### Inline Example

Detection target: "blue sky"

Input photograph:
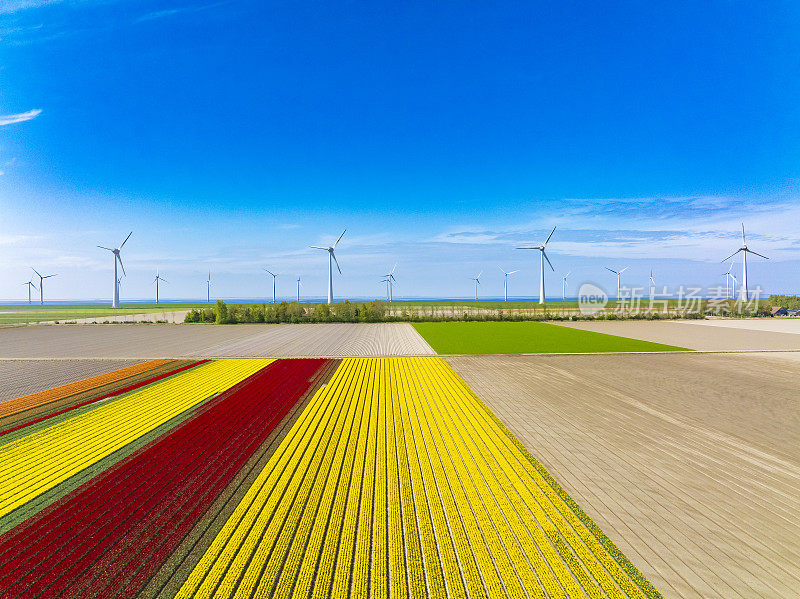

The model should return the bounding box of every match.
[1,1,799,302]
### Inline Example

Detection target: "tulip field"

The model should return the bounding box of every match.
[0,356,661,599]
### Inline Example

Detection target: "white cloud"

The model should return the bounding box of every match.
[0,109,42,126]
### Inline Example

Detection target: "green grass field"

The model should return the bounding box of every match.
[412,321,689,354]
[0,304,206,324]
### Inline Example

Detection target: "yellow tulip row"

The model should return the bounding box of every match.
[176,357,656,599]
[0,359,271,520]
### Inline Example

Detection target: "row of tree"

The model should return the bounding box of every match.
[184,300,389,324]
[767,295,800,310]
[184,297,777,324]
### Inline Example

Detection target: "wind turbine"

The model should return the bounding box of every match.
[23,280,38,304]
[153,270,167,304]
[649,269,656,301]
[310,229,345,304]
[729,272,737,300]
[383,264,397,302]
[721,223,768,301]
[498,267,518,302]
[561,271,571,302]
[470,271,483,302]
[265,269,278,303]
[31,268,56,306]
[722,262,734,299]
[98,231,132,308]
[517,225,556,304]
[296,276,302,303]
[381,278,391,302]
[206,271,212,304]
[605,266,629,300]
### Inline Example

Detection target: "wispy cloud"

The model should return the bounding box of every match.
[134,1,229,24]
[0,109,42,126]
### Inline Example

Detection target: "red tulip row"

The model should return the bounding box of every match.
[0,357,329,599]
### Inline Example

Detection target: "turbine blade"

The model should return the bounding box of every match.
[498,266,506,274]
[97,246,114,252]
[333,229,346,249]
[741,222,746,245]
[309,245,328,250]
[477,270,483,279]
[542,251,554,271]
[543,225,556,247]
[745,248,769,260]
[620,267,629,273]
[43,274,57,279]
[564,271,571,277]
[332,251,342,274]
[117,254,126,276]
[118,231,132,249]
[605,267,617,274]
[721,249,742,262]
[391,263,397,275]
[515,247,538,250]
[31,267,42,277]
[508,270,519,275]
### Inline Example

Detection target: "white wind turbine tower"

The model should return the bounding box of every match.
[721,223,769,301]
[31,268,56,306]
[265,269,278,303]
[98,231,132,308]
[729,272,737,299]
[470,271,482,302]
[722,262,734,299]
[649,269,656,301]
[296,276,302,303]
[153,270,167,304]
[310,229,346,304]
[605,266,629,300]
[498,267,519,302]
[23,280,37,304]
[381,277,391,301]
[561,271,571,302]
[206,271,212,304]
[517,225,556,304]
[383,264,397,302]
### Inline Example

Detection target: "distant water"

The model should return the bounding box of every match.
[0,296,583,305]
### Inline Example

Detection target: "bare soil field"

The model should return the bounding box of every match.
[676,318,800,335]
[0,323,434,358]
[447,353,800,599]
[193,322,434,357]
[555,319,800,351]
[0,359,143,404]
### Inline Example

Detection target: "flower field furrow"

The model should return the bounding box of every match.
[177,357,659,599]
[1,356,661,599]
[175,359,358,599]
[0,359,269,519]
[0,358,328,599]
[0,359,173,419]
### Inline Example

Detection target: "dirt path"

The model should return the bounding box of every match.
[447,353,800,599]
